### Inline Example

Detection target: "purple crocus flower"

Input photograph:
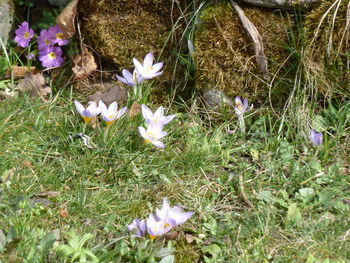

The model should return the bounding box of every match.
[156,199,193,227]
[98,100,127,126]
[39,46,64,68]
[38,29,53,50]
[14,21,34,48]
[234,96,252,116]
[310,130,323,146]
[26,53,35,60]
[116,69,144,87]
[133,52,164,79]
[74,100,100,124]
[146,214,172,240]
[48,24,69,46]
[128,218,147,237]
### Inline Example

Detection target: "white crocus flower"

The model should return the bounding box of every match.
[133,52,164,79]
[99,100,127,126]
[141,104,176,128]
[146,214,172,240]
[156,199,194,227]
[138,123,167,148]
[74,100,100,124]
[116,69,144,87]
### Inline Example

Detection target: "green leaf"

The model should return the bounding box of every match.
[202,244,221,258]
[0,230,6,252]
[286,203,302,225]
[37,232,56,256]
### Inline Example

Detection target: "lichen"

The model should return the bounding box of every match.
[194,1,290,106]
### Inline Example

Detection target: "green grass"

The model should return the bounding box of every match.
[0,92,349,262]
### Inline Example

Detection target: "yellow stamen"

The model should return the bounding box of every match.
[106,121,114,126]
[83,117,91,124]
[149,234,157,240]
[144,139,151,144]
[236,102,243,111]
[165,223,170,227]
[45,39,50,45]
[23,32,30,39]
[48,52,56,60]
[56,32,63,39]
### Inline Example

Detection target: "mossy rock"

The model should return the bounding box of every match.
[78,0,189,102]
[194,1,290,106]
[304,0,349,97]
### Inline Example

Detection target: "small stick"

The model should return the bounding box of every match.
[239,174,254,208]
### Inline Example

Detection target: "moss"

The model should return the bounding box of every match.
[304,0,349,97]
[194,1,290,106]
[78,0,190,102]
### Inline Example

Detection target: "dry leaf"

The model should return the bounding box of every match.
[185,234,196,244]
[18,72,51,101]
[60,207,68,218]
[72,45,97,79]
[128,101,141,118]
[5,65,37,78]
[29,198,51,208]
[230,0,270,81]
[56,0,78,38]
[34,191,60,198]
[0,88,18,99]
[87,84,127,105]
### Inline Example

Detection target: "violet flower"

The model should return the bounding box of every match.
[74,100,100,124]
[146,214,172,240]
[156,199,193,227]
[99,100,127,126]
[133,52,164,79]
[141,104,175,129]
[116,69,144,87]
[38,29,53,50]
[310,130,323,146]
[48,24,69,46]
[234,96,252,116]
[128,218,147,237]
[14,21,34,48]
[39,46,64,68]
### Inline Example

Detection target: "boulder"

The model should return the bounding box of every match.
[78,0,190,102]
[194,1,290,106]
[0,0,14,45]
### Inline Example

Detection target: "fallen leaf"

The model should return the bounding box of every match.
[18,72,51,101]
[128,101,141,118]
[5,65,37,78]
[56,0,78,38]
[72,45,97,79]
[185,234,196,244]
[0,88,18,99]
[29,198,51,208]
[87,83,127,105]
[60,207,68,218]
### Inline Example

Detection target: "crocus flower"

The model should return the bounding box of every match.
[310,129,323,146]
[128,218,147,237]
[138,124,167,148]
[99,100,127,126]
[146,214,172,240]
[38,29,53,50]
[116,69,144,87]
[156,199,194,227]
[234,96,252,116]
[74,100,100,124]
[141,104,175,128]
[39,46,64,68]
[14,21,34,48]
[133,52,164,79]
[26,53,35,60]
[48,24,69,46]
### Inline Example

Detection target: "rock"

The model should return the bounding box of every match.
[87,82,128,106]
[240,0,320,10]
[194,1,290,106]
[0,0,14,45]
[202,89,233,109]
[78,0,190,102]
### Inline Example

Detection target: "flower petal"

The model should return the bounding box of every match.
[141,104,154,123]
[74,100,85,115]
[151,62,164,73]
[143,52,154,67]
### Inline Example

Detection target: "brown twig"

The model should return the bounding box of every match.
[239,174,254,209]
